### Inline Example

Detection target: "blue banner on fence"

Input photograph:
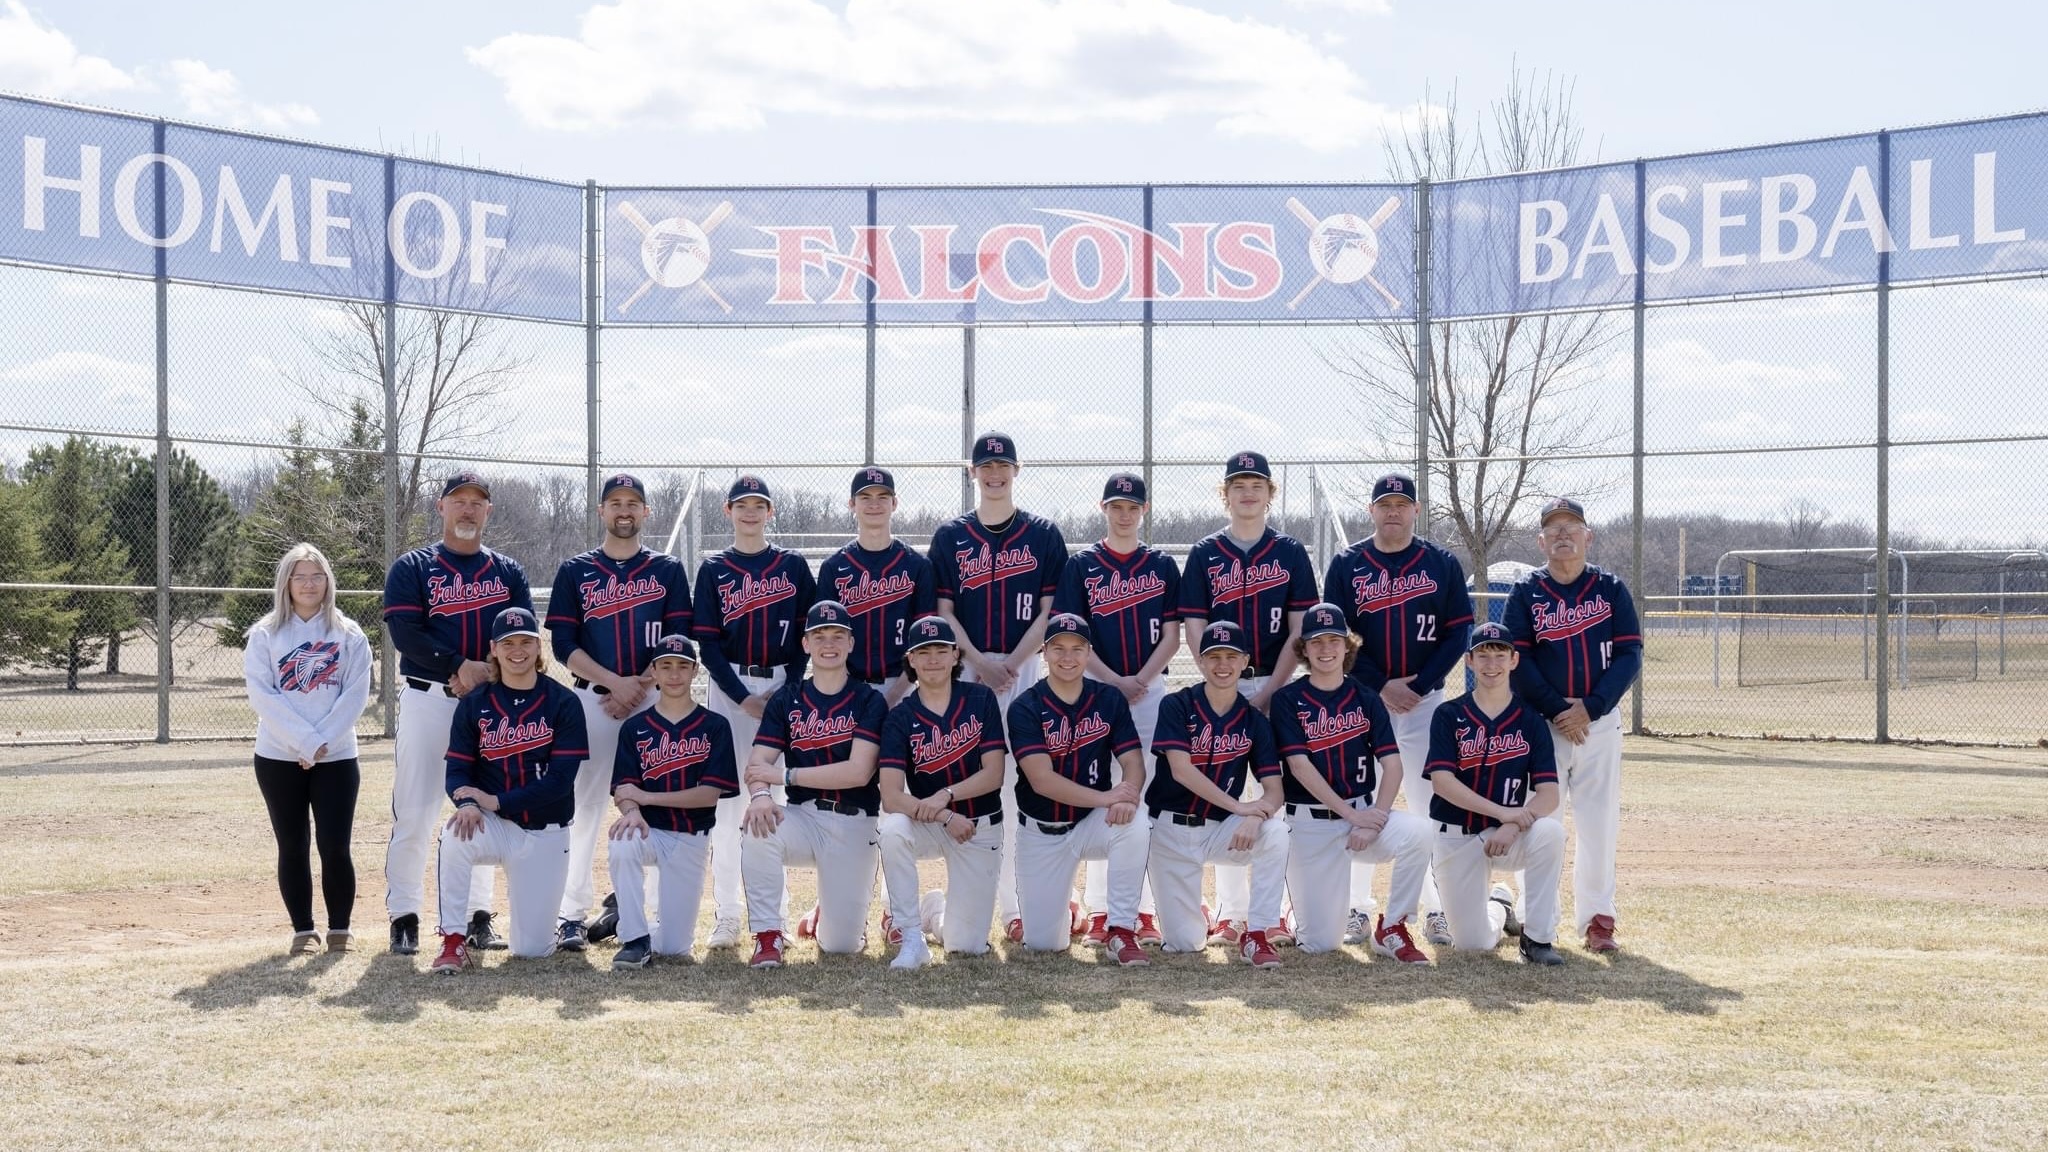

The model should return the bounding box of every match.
[5,94,2048,324]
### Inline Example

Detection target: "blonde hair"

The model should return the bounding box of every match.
[1293,628,1361,672]
[264,543,342,634]
[489,638,549,680]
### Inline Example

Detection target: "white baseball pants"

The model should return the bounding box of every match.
[562,685,652,922]
[742,802,880,954]
[434,812,567,958]
[1287,806,1431,953]
[608,826,710,957]
[1350,688,1445,918]
[709,668,786,924]
[1082,673,1162,918]
[878,811,1004,955]
[1433,816,1565,950]
[387,682,494,922]
[1212,673,1270,926]
[961,659,1043,925]
[1552,710,1624,933]
[1015,810,1150,951]
[1148,812,1288,953]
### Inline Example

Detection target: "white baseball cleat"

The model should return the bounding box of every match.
[918,890,946,944]
[1342,910,1369,946]
[1424,910,1453,947]
[890,933,933,971]
[707,917,743,948]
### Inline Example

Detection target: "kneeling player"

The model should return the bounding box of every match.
[1145,621,1289,969]
[739,601,890,968]
[431,608,589,972]
[605,634,739,969]
[1271,604,1432,962]
[1007,613,1151,966]
[1424,623,1566,965]
[877,616,1008,969]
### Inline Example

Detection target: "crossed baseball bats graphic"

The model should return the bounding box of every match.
[615,199,735,316]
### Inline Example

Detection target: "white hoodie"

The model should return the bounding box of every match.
[242,611,374,764]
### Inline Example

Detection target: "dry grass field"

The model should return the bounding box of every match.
[2,736,2045,1151]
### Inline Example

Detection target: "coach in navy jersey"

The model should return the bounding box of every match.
[1054,471,1177,944]
[382,470,533,957]
[544,472,692,951]
[693,474,818,947]
[928,431,1069,938]
[816,467,935,706]
[1502,497,1642,955]
[1322,472,1470,946]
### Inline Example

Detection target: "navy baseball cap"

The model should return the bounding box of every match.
[490,607,540,642]
[601,473,646,502]
[441,470,490,499]
[1371,474,1417,504]
[1041,613,1092,647]
[905,615,957,651]
[1539,496,1586,526]
[805,600,854,633]
[850,466,896,498]
[727,474,773,505]
[1224,451,1272,481]
[646,632,700,666]
[1198,620,1250,655]
[1301,602,1351,641]
[971,432,1018,466]
[1468,621,1514,651]
[1100,472,1147,505]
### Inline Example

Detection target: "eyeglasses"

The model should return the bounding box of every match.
[1540,524,1586,539]
[288,574,328,584]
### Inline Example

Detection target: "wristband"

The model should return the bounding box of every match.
[941,786,955,804]
[784,765,795,787]
[749,788,772,801]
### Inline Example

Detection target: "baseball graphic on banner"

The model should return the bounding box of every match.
[1287,195,1402,311]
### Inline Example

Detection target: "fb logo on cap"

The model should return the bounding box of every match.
[1313,608,1336,627]
[819,606,839,622]
[865,468,885,485]
[1114,477,1133,493]
[986,438,1006,453]
[661,636,687,653]
[1237,454,1256,470]
[918,621,939,638]
[1387,478,1404,492]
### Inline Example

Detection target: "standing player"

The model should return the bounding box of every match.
[1145,621,1290,969]
[694,474,817,947]
[738,600,891,968]
[1180,451,1317,947]
[382,471,532,957]
[1006,613,1151,966]
[1055,472,1177,946]
[876,616,1009,970]
[545,473,692,952]
[1502,497,1642,954]
[1323,472,1472,946]
[816,467,934,706]
[1424,622,1566,965]
[605,633,739,970]
[1269,604,1432,962]
[927,432,1068,944]
[429,608,588,972]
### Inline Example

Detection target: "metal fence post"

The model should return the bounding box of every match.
[1875,132,1893,743]
[960,333,975,514]
[866,187,878,465]
[585,180,601,526]
[1142,185,1155,534]
[152,119,170,743]
[1412,178,1432,515]
[380,155,399,738]
[1631,158,1647,736]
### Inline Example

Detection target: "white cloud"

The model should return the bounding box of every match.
[1161,399,1286,454]
[1896,408,1951,434]
[468,0,1397,152]
[1697,411,1790,441]
[1647,338,1845,397]
[155,59,317,130]
[1895,449,1988,475]
[1286,0,1392,13]
[0,349,150,388]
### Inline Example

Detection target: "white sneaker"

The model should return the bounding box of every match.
[890,932,933,970]
[1341,910,1369,946]
[918,889,946,944]
[707,917,743,948]
[1424,910,1453,946]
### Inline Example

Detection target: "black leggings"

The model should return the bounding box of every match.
[253,754,360,933]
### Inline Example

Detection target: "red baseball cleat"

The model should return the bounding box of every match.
[749,930,786,969]
[1371,915,1431,965]
[1585,915,1619,954]
[795,905,821,941]
[1105,926,1149,967]
[1136,912,1164,947]
[1005,917,1025,944]
[429,932,472,974]
[1238,930,1281,970]
[1083,912,1109,945]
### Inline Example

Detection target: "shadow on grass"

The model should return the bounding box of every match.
[175,935,1739,1024]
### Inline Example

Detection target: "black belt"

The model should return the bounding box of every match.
[1018,813,1078,836]
[1285,804,1346,821]
[1149,808,1216,827]
[571,677,610,696]
[740,664,782,678]
[404,677,456,698]
[804,797,876,818]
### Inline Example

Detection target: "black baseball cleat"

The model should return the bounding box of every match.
[466,909,507,951]
[389,913,419,956]
[1518,935,1565,967]
[557,919,589,952]
[586,892,620,944]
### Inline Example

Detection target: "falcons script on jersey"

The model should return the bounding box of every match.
[1423,697,1557,834]
[754,679,891,815]
[1502,565,1644,721]
[928,512,1069,656]
[546,548,692,678]
[383,543,533,682]
[1179,528,1318,677]
[1322,538,1474,695]
[815,542,937,683]
[612,705,739,833]
[446,677,589,830]
[1268,676,1402,806]
[1143,685,1281,820]
[1054,542,1181,678]
[879,682,1009,820]
[1006,679,1142,823]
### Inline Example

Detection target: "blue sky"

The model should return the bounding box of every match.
[2,0,2044,546]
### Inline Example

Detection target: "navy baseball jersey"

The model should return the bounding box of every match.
[1423,697,1558,833]
[383,544,533,681]
[611,705,739,834]
[1144,684,1282,820]
[1268,676,1402,806]
[879,682,1008,821]
[1502,565,1644,721]
[754,678,891,816]
[546,547,693,678]
[1054,542,1181,678]
[928,511,1069,656]
[445,677,588,830]
[1323,538,1475,695]
[1178,528,1318,677]
[693,545,817,701]
[1006,678,1142,824]
[815,541,937,683]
